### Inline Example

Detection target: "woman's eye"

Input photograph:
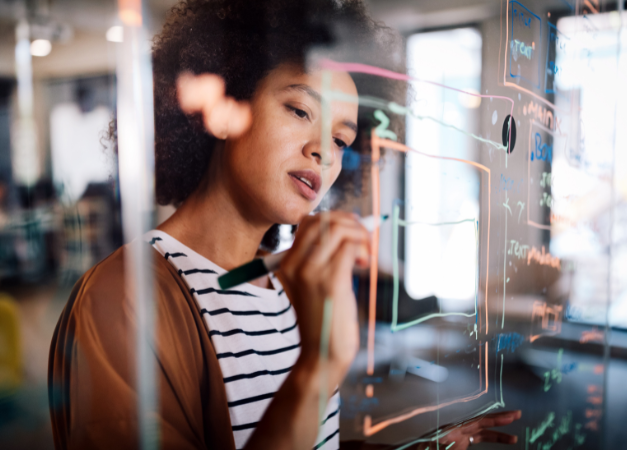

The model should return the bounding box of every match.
[287,105,309,120]
[333,138,347,149]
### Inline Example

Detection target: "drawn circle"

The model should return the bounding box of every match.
[502,115,517,154]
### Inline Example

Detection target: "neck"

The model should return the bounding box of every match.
[158,171,272,272]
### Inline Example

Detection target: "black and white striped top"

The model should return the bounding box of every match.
[146,230,340,450]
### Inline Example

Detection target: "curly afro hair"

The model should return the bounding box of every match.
[150,0,405,249]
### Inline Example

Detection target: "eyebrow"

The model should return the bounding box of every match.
[283,84,358,133]
[284,84,322,103]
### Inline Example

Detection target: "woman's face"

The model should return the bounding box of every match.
[222,64,359,225]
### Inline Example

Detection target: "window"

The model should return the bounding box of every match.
[404,27,483,309]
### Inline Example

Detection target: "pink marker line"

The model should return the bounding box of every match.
[320,58,515,166]
[320,59,515,110]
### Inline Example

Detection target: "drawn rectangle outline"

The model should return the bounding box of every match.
[363,134,501,436]
[391,183,481,332]
[502,0,571,113]
[362,341,492,436]
[508,0,543,89]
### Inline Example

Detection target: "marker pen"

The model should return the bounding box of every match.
[218,214,389,289]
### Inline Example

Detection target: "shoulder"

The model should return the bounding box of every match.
[52,242,213,373]
[84,242,181,294]
[59,242,202,348]
[49,244,231,450]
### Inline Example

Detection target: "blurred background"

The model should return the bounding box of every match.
[0,1,172,448]
[0,0,624,449]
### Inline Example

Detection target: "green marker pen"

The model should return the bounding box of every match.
[218,214,389,289]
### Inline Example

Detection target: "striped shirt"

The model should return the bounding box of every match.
[146,230,340,450]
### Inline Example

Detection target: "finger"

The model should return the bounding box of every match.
[473,430,518,445]
[461,410,521,435]
[280,218,323,275]
[307,222,369,269]
[307,217,369,269]
[453,418,483,436]
[285,213,364,271]
[299,210,361,236]
[484,410,522,420]
[477,410,521,428]
[177,73,224,114]
[318,213,371,267]
[321,241,361,364]
[329,240,359,284]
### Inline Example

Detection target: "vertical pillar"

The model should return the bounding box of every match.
[115,0,158,448]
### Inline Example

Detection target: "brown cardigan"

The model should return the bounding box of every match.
[48,245,237,450]
[48,244,374,450]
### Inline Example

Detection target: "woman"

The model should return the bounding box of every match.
[48,1,520,449]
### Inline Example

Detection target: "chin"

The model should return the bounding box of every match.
[277,207,311,226]
[269,198,316,225]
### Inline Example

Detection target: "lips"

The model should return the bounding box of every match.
[288,169,321,201]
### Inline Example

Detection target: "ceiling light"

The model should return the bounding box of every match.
[106,25,123,43]
[30,39,51,57]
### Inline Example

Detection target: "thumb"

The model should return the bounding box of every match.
[330,241,358,283]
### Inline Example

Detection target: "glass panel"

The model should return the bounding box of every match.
[0,0,624,448]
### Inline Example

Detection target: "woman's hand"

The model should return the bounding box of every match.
[177,72,252,139]
[411,410,521,449]
[276,211,370,385]
[246,212,369,450]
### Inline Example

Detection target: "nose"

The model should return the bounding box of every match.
[303,138,336,167]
